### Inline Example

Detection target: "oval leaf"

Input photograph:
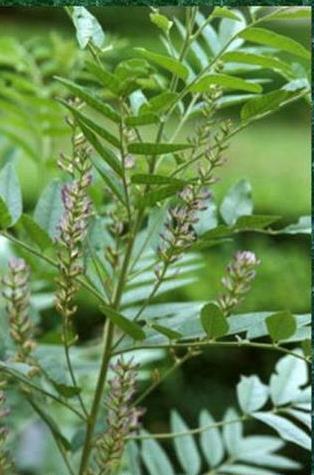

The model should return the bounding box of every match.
[200,303,229,339]
[135,48,189,80]
[266,311,297,342]
[190,74,262,94]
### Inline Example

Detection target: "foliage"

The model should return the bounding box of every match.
[0,6,311,475]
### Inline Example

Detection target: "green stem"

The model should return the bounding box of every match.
[113,339,309,363]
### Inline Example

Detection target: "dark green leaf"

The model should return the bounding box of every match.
[0,161,22,225]
[34,180,64,239]
[19,214,53,251]
[100,305,145,340]
[90,155,126,205]
[61,101,120,149]
[301,339,311,358]
[85,61,121,95]
[239,28,310,60]
[201,225,232,240]
[135,48,189,80]
[266,311,297,342]
[0,197,12,229]
[56,77,120,123]
[241,90,292,121]
[151,324,182,340]
[140,92,179,114]
[51,381,82,399]
[234,215,280,230]
[200,303,229,339]
[128,142,191,155]
[190,74,262,94]
[125,113,158,126]
[79,122,123,176]
[131,174,185,186]
[141,184,183,207]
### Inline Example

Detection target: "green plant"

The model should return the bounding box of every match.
[0,6,311,475]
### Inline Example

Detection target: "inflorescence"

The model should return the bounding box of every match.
[217,251,260,316]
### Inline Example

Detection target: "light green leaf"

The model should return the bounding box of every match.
[223,408,243,455]
[125,113,158,126]
[126,441,141,475]
[199,410,224,467]
[269,353,307,406]
[150,11,173,33]
[171,411,201,475]
[221,464,281,474]
[0,161,22,225]
[220,179,253,226]
[56,77,120,123]
[237,375,269,414]
[140,92,179,114]
[135,48,189,80]
[222,51,292,75]
[140,184,183,207]
[19,214,53,251]
[71,6,105,49]
[99,305,145,341]
[287,409,311,430]
[128,142,191,155]
[34,179,64,239]
[279,216,311,235]
[200,303,229,339]
[239,28,310,60]
[266,311,297,342]
[142,435,175,475]
[212,7,241,21]
[253,412,311,450]
[266,7,311,21]
[190,74,262,94]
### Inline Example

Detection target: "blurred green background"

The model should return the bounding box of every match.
[0,6,311,474]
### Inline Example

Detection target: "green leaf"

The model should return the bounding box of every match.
[34,179,64,239]
[90,155,126,205]
[266,311,297,342]
[220,179,253,226]
[222,51,292,76]
[61,101,120,149]
[56,77,120,123]
[171,411,201,475]
[151,324,182,340]
[253,412,311,450]
[241,90,294,121]
[85,61,121,95]
[150,11,173,33]
[135,48,189,80]
[239,28,310,60]
[79,122,123,176]
[199,410,224,467]
[126,441,141,475]
[212,7,242,21]
[279,216,311,235]
[0,161,22,225]
[50,380,81,399]
[236,376,269,414]
[269,353,307,406]
[0,197,12,229]
[131,174,185,186]
[140,92,179,114]
[128,142,191,155]
[142,435,175,475]
[223,408,243,455]
[71,6,105,49]
[190,74,262,94]
[234,215,280,230]
[125,113,158,126]
[201,224,232,240]
[99,305,145,341]
[200,303,229,339]
[19,214,53,251]
[266,7,311,21]
[27,397,72,451]
[301,339,311,358]
[141,184,183,207]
